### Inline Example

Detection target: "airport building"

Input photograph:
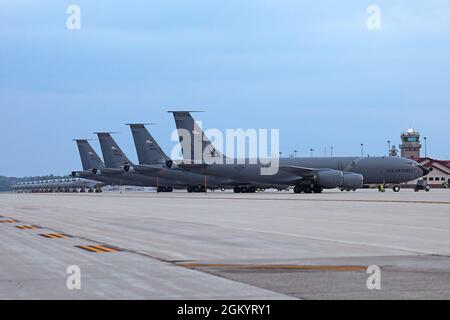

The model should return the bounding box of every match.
[400,129,450,188]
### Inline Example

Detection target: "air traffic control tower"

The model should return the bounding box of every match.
[400,129,421,159]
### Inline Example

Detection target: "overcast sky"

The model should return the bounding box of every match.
[1,0,449,177]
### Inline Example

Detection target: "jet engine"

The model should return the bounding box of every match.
[341,172,364,190]
[314,170,344,189]
[165,160,173,168]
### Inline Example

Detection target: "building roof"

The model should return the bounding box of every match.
[418,158,450,175]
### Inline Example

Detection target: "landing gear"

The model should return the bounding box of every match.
[187,185,207,193]
[293,186,302,194]
[293,185,318,194]
[393,186,401,193]
[157,186,174,193]
[233,185,257,193]
[312,185,323,194]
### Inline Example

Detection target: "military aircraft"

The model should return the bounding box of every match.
[71,139,140,187]
[169,111,430,193]
[124,124,235,192]
[94,132,186,192]
[13,178,101,193]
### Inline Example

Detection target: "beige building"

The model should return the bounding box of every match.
[398,129,449,188]
[416,158,450,188]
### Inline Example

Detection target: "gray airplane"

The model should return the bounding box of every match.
[13,178,101,193]
[94,132,187,192]
[169,111,430,193]
[124,124,235,192]
[71,139,139,187]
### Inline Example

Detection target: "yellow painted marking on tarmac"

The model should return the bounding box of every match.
[94,245,118,253]
[0,219,18,223]
[15,225,37,230]
[40,234,57,239]
[77,245,104,253]
[51,233,67,239]
[179,263,368,272]
[40,233,67,239]
[77,245,118,253]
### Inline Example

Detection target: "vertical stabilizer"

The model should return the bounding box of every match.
[127,124,170,165]
[75,139,105,170]
[95,133,133,168]
[169,111,223,164]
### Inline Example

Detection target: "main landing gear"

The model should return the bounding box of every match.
[187,185,207,193]
[157,186,173,193]
[233,186,257,193]
[293,185,323,194]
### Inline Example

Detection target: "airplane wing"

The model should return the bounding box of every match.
[279,165,317,177]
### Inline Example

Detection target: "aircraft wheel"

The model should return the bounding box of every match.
[187,186,194,193]
[304,186,313,194]
[393,186,401,193]
[313,186,323,193]
[241,186,248,193]
[293,186,302,194]
[166,187,173,192]
[233,186,241,193]
[248,186,256,193]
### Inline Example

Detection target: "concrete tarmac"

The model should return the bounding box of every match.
[1,189,450,299]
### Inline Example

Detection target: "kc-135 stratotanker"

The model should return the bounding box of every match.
[71,111,430,193]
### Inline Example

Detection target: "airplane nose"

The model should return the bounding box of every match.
[418,165,431,177]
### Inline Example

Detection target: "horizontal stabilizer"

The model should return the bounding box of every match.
[132,164,163,172]
[178,163,210,170]
[98,168,124,175]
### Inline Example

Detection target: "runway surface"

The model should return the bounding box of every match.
[1,189,450,299]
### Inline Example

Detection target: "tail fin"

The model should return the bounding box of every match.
[75,139,104,170]
[127,124,170,165]
[95,133,133,168]
[169,111,223,164]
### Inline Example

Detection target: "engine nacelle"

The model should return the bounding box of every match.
[314,170,344,189]
[341,172,364,190]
